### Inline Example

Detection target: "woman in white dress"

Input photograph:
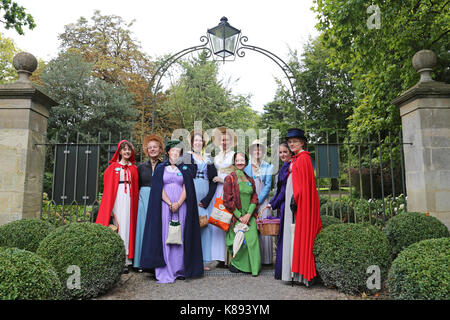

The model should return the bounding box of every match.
[210,127,236,267]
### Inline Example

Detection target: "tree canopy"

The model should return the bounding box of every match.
[0,0,35,35]
[0,31,18,83]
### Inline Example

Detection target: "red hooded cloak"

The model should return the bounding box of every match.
[291,150,322,281]
[96,140,139,259]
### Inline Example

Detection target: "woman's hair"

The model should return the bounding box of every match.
[233,152,249,167]
[280,141,294,156]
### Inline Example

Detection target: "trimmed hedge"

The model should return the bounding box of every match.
[320,215,342,229]
[0,247,62,300]
[36,222,126,300]
[384,212,450,257]
[0,218,56,252]
[388,237,450,300]
[313,223,392,295]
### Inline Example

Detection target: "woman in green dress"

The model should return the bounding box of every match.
[223,152,261,276]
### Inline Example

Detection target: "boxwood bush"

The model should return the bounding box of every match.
[0,247,62,300]
[36,222,125,300]
[313,223,392,295]
[320,215,342,229]
[388,237,450,300]
[384,212,450,257]
[0,218,55,252]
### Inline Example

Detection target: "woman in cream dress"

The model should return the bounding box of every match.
[210,127,236,266]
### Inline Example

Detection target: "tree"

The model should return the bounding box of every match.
[0,0,35,35]
[39,51,137,143]
[161,51,259,132]
[292,36,355,139]
[58,10,156,140]
[312,0,450,137]
[0,31,18,83]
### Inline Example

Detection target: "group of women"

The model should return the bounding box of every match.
[95,127,322,286]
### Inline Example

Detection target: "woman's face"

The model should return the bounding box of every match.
[251,145,264,161]
[119,144,132,162]
[288,137,304,154]
[192,134,204,153]
[234,153,247,171]
[168,147,181,163]
[147,140,162,160]
[221,133,232,151]
[279,145,292,163]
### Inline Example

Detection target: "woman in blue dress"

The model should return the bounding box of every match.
[133,134,163,271]
[185,130,218,270]
[244,139,273,265]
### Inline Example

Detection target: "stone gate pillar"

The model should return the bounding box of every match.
[0,52,57,226]
[392,50,450,228]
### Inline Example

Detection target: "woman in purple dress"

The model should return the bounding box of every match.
[265,142,292,279]
[139,140,203,283]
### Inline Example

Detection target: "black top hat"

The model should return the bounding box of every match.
[285,128,306,141]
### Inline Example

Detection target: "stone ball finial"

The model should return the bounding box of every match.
[412,50,437,83]
[13,52,38,82]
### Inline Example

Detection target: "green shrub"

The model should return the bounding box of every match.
[313,223,392,295]
[320,215,342,229]
[36,222,125,300]
[384,212,450,257]
[0,247,62,300]
[320,200,354,222]
[388,237,450,300]
[0,218,56,252]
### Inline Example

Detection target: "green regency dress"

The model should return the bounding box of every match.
[225,171,261,276]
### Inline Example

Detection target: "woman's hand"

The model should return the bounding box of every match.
[239,213,251,225]
[212,176,223,184]
[171,202,181,212]
[198,202,205,208]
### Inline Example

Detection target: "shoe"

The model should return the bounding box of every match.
[216,261,226,268]
[176,276,186,280]
[229,264,241,273]
[123,266,129,274]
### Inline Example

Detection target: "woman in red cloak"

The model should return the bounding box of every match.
[281,128,322,286]
[96,140,139,273]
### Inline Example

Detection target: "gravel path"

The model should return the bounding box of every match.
[96,267,358,300]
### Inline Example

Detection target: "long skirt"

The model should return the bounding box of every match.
[155,172,187,283]
[210,183,227,262]
[226,217,261,276]
[112,183,132,266]
[281,174,308,285]
[254,177,273,265]
[133,186,151,269]
[194,177,214,263]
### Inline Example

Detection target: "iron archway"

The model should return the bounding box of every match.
[142,18,301,136]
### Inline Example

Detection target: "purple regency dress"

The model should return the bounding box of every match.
[269,161,290,280]
[155,166,187,283]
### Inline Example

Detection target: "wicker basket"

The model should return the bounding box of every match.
[256,208,280,236]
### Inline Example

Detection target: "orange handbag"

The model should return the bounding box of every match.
[208,191,233,232]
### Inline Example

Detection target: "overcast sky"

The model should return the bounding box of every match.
[3,0,320,113]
